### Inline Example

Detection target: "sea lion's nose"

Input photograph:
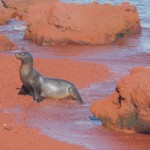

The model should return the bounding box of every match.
[15,53,18,57]
[15,53,21,59]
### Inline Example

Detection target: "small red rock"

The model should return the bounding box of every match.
[0,5,16,24]
[0,34,18,51]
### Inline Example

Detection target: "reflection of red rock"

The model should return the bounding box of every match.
[0,34,18,51]
[0,5,16,24]
[91,67,150,133]
[24,1,141,45]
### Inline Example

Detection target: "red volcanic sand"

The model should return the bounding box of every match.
[0,5,16,24]
[0,34,18,51]
[0,54,110,150]
[91,67,150,133]
[24,1,141,45]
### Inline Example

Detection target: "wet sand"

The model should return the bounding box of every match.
[0,113,85,150]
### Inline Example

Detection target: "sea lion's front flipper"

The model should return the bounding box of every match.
[18,85,30,95]
[33,86,43,102]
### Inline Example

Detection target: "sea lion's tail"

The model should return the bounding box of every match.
[69,86,83,103]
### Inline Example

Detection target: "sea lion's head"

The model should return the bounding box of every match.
[15,52,33,64]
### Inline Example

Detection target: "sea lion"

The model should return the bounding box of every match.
[15,52,83,103]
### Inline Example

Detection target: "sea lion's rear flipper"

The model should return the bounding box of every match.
[68,86,83,103]
[18,85,30,95]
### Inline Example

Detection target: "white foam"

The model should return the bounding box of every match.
[14,25,26,31]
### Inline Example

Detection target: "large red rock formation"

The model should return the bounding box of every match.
[0,5,16,24]
[91,67,150,134]
[0,34,18,51]
[24,1,141,45]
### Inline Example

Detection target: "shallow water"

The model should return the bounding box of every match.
[0,0,150,149]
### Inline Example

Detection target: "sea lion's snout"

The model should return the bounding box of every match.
[15,53,21,60]
[15,52,25,60]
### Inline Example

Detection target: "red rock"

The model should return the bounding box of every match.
[3,0,57,11]
[2,0,57,19]
[0,5,16,24]
[24,1,141,45]
[0,34,18,51]
[91,67,150,133]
